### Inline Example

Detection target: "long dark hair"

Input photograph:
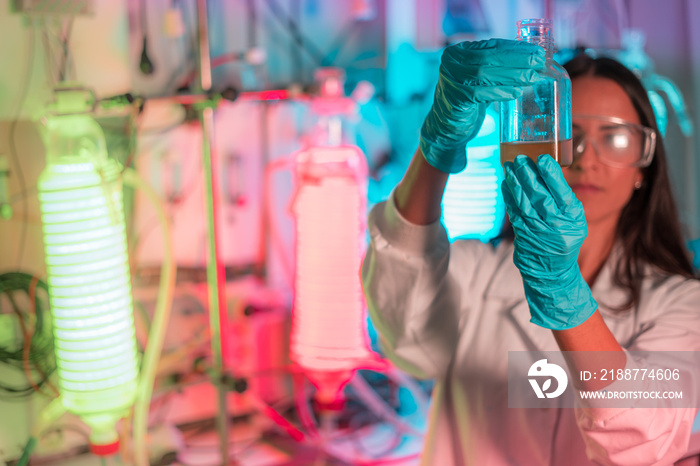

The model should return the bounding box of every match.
[563,54,696,311]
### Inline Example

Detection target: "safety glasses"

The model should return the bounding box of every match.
[571,115,657,168]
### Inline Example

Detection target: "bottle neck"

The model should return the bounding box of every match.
[541,42,554,59]
[521,37,553,59]
[517,20,554,57]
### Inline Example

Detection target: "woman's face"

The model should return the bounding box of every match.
[562,76,644,226]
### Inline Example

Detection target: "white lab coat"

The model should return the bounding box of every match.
[361,196,700,466]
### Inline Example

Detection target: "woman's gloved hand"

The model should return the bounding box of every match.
[420,38,545,173]
[501,154,598,330]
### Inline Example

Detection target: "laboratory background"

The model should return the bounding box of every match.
[1,0,699,465]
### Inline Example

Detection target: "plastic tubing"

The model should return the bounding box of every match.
[263,158,295,288]
[16,397,67,466]
[349,373,424,437]
[384,365,430,418]
[293,371,422,466]
[647,74,694,136]
[122,168,176,466]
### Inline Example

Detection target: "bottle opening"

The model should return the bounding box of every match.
[516,18,554,49]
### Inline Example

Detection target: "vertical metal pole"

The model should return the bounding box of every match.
[385,0,417,106]
[291,0,302,82]
[258,102,270,279]
[195,0,230,464]
[544,0,553,20]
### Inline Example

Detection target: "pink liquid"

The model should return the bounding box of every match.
[291,146,373,379]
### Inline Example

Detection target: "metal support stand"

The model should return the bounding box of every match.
[195,0,230,464]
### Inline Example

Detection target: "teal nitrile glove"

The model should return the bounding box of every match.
[420,38,545,173]
[501,154,598,330]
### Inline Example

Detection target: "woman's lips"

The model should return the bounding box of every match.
[570,183,603,194]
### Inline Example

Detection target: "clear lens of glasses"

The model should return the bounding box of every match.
[572,115,656,168]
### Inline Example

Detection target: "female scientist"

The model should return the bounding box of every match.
[361,39,700,465]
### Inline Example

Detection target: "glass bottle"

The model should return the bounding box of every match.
[500,18,572,166]
[38,110,139,451]
[290,67,377,412]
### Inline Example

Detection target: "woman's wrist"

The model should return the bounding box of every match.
[552,311,622,352]
[395,148,449,225]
